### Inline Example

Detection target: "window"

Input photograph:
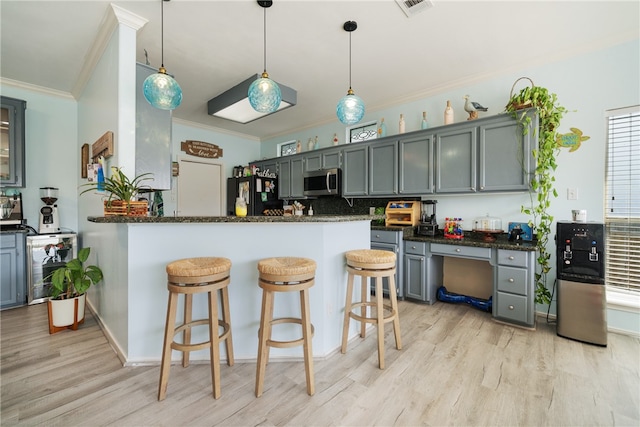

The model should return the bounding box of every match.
[277,140,298,157]
[347,121,378,143]
[605,106,640,296]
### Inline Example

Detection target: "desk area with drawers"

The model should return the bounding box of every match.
[372,225,537,329]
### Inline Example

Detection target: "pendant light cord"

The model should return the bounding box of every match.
[160,0,165,68]
[348,30,352,90]
[263,6,267,73]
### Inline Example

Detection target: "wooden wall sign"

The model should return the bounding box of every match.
[91,131,114,162]
[81,144,89,178]
[180,140,223,159]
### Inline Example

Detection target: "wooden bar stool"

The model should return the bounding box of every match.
[341,249,402,369]
[158,257,234,401]
[255,257,316,397]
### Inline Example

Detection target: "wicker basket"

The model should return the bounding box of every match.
[103,200,148,216]
[505,76,535,110]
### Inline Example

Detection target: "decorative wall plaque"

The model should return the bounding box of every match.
[91,131,114,162]
[180,140,223,159]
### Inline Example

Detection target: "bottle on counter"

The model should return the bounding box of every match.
[235,197,247,217]
[307,138,314,151]
[399,114,405,134]
[314,136,319,150]
[296,140,302,153]
[333,133,339,146]
[308,205,314,216]
[421,111,429,129]
[378,118,387,137]
[444,100,454,125]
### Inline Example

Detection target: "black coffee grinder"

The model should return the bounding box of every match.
[417,200,438,236]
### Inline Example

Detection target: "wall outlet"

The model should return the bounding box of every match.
[369,207,376,215]
[567,188,578,200]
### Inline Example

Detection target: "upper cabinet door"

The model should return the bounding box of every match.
[0,96,26,187]
[478,110,537,192]
[399,134,434,195]
[369,140,398,196]
[435,124,477,193]
[342,145,368,196]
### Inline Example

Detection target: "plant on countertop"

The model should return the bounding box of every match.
[505,79,567,305]
[81,167,153,203]
[48,247,104,299]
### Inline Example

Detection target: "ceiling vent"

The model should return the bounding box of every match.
[395,0,434,18]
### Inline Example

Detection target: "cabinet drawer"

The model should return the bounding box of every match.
[495,291,528,324]
[497,249,529,268]
[1,233,17,248]
[370,230,400,245]
[430,243,491,260]
[404,241,427,255]
[496,266,528,295]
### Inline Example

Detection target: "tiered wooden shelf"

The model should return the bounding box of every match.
[385,201,421,226]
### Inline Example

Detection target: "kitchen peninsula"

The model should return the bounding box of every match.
[84,215,375,365]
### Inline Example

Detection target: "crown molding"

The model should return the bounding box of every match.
[71,4,148,99]
[0,77,74,100]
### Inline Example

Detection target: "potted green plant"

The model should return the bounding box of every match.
[46,247,104,334]
[81,167,153,216]
[505,78,567,305]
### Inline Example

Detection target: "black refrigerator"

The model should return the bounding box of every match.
[227,176,282,216]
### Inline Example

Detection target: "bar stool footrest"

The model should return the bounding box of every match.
[348,302,397,324]
[263,317,315,349]
[171,319,231,353]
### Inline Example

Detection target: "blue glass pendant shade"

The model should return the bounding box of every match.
[336,89,365,125]
[143,67,183,110]
[248,72,282,114]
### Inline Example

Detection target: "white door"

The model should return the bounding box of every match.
[177,157,225,216]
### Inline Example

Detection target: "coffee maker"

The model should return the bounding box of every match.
[39,187,60,234]
[417,200,438,236]
[0,191,25,230]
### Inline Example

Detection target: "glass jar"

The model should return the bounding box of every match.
[235,197,247,217]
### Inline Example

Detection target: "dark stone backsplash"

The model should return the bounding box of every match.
[299,196,420,215]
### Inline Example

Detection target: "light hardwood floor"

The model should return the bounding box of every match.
[1,300,639,426]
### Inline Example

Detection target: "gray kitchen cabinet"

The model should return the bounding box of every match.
[342,144,368,196]
[136,63,172,190]
[435,123,478,193]
[277,156,304,199]
[304,152,321,172]
[0,232,26,310]
[369,140,398,196]
[479,110,536,192]
[370,229,404,299]
[404,240,442,304]
[399,133,434,195]
[436,111,537,194]
[0,96,26,188]
[322,147,342,169]
[494,249,535,327]
[256,159,278,177]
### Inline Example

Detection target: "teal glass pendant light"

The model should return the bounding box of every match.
[143,0,182,110]
[337,21,365,125]
[248,0,282,114]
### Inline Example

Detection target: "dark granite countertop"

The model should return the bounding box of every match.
[371,224,536,252]
[87,214,382,224]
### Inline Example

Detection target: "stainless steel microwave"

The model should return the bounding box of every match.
[303,168,342,197]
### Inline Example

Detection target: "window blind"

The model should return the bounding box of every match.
[605,107,640,293]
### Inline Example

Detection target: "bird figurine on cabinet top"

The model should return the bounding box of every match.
[463,95,488,120]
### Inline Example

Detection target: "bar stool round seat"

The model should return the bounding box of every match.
[158,257,234,401]
[341,249,402,369]
[255,257,316,397]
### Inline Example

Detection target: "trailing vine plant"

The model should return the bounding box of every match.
[505,81,567,305]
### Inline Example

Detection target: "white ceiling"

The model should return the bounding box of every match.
[1,0,639,140]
